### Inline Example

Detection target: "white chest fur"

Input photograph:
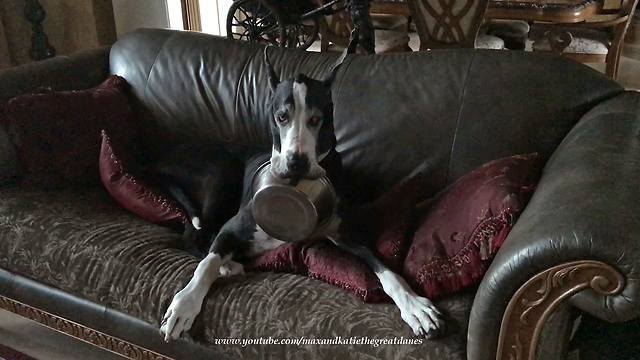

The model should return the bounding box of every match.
[248,226,286,257]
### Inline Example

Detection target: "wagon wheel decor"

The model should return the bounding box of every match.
[283,18,320,49]
[227,0,285,46]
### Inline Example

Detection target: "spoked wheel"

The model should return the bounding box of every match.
[283,18,319,50]
[226,0,285,47]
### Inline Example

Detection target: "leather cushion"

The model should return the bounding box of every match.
[403,154,542,299]
[0,75,136,189]
[109,30,623,204]
[99,130,188,228]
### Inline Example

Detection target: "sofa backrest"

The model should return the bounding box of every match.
[110,29,623,201]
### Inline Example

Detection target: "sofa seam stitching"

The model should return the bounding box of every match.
[233,46,263,128]
[445,51,477,185]
[143,33,174,102]
[332,54,357,131]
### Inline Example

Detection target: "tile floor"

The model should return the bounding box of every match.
[1,34,639,360]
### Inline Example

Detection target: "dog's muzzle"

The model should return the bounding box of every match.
[271,151,326,180]
[286,152,310,176]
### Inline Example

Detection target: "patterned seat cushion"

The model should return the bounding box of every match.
[475,35,506,50]
[532,29,611,55]
[375,29,410,53]
[487,20,530,38]
[0,187,473,359]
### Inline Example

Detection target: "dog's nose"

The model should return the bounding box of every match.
[286,152,310,175]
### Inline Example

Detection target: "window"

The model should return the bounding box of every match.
[166,0,233,36]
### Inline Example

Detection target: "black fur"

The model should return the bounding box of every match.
[149,45,388,274]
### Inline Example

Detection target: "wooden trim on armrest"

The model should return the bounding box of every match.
[496,261,625,360]
[0,295,175,360]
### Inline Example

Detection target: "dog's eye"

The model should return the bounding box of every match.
[309,116,321,126]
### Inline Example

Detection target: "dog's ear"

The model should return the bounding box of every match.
[323,29,356,89]
[263,46,280,92]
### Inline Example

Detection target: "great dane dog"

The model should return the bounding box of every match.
[157,45,444,342]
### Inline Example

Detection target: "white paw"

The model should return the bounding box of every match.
[159,289,203,341]
[191,217,202,230]
[219,260,244,276]
[398,294,444,339]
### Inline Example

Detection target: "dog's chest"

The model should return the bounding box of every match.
[248,216,342,257]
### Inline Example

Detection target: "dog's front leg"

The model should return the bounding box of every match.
[328,236,444,339]
[160,252,227,341]
[160,206,252,341]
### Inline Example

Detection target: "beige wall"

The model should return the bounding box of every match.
[112,0,169,39]
[0,0,116,67]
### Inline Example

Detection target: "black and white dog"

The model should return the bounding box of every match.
[157,47,444,342]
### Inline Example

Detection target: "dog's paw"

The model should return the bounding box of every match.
[159,289,202,342]
[399,294,444,339]
[219,260,244,276]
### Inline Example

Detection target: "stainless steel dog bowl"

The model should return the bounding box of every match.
[251,162,338,242]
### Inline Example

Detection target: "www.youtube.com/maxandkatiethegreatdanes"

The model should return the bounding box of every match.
[212,337,424,348]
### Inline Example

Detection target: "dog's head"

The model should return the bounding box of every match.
[264,47,348,180]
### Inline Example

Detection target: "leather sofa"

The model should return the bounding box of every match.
[1,28,639,360]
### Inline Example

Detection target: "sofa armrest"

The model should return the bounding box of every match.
[0,46,111,103]
[467,91,640,360]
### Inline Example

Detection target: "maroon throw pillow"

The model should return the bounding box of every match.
[99,130,188,228]
[1,75,136,188]
[252,174,428,303]
[403,153,542,299]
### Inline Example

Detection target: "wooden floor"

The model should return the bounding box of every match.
[0,309,121,360]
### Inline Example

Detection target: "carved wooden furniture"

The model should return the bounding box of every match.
[371,0,603,23]
[316,0,411,53]
[532,0,639,78]
[23,0,56,61]
[496,261,625,360]
[0,295,173,360]
[406,0,505,49]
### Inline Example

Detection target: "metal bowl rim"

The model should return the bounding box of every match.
[251,161,338,230]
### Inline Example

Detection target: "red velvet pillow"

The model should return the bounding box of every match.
[99,136,540,303]
[99,130,188,228]
[0,76,136,188]
[253,174,427,302]
[403,153,542,299]
[254,154,541,302]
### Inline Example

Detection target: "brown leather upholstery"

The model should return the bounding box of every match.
[469,92,640,359]
[110,29,621,202]
[1,29,637,360]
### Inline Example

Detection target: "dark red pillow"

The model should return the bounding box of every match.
[1,75,135,188]
[255,154,541,302]
[253,174,427,302]
[98,137,541,303]
[403,153,542,299]
[99,130,188,228]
